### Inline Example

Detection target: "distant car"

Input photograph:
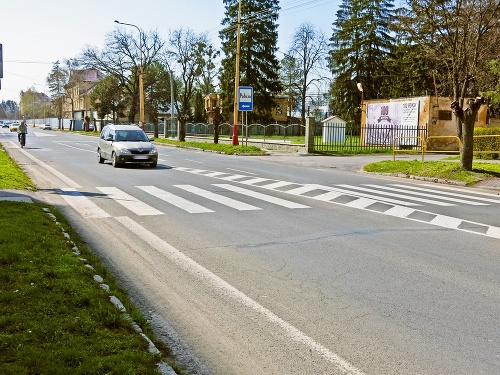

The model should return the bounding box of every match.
[10,122,20,132]
[42,124,52,130]
[2,121,10,128]
[97,124,158,168]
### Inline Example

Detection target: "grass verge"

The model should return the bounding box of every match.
[0,143,184,374]
[363,159,500,184]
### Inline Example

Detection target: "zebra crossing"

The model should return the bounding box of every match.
[57,169,500,219]
[56,167,500,239]
[173,166,500,208]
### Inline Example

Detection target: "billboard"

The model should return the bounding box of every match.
[365,100,420,146]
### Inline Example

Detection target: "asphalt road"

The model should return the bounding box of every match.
[2,128,500,375]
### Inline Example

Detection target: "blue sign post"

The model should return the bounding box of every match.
[238,86,253,111]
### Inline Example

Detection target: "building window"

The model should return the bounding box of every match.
[438,110,452,121]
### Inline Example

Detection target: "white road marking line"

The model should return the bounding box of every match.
[115,216,366,375]
[59,188,110,218]
[285,184,325,195]
[417,182,500,198]
[17,147,81,188]
[203,172,230,178]
[384,206,417,218]
[96,187,163,216]
[391,184,500,204]
[371,184,488,205]
[338,184,454,206]
[238,177,274,185]
[319,186,420,206]
[312,191,345,201]
[175,185,261,211]
[259,181,297,189]
[137,186,213,213]
[430,215,464,229]
[219,174,252,181]
[345,197,378,209]
[214,184,310,209]
[227,168,258,175]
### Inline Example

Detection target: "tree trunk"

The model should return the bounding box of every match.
[451,97,484,171]
[179,118,186,142]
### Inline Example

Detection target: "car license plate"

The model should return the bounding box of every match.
[134,155,149,160]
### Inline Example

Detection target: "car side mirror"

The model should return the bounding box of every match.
[106,135,114,141]
[149,136,154,142]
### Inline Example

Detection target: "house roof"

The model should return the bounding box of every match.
[322,115,346,123]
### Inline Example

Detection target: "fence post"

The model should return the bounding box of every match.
[305,116,315,153]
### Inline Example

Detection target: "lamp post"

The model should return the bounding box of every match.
[357,82,363,110]
[114,20,145,131]
[232,0,242,146]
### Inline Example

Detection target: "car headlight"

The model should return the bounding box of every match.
[116,147,131,155]
[149,148,158,155]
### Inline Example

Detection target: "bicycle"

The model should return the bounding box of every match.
[19,132,26,148]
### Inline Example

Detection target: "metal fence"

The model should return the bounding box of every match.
[313,122,428,153]
[153,121,306,141]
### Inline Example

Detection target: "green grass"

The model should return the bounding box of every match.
[0,202,173,374]
[0,143,185,374]
[153,137,266,155]
[363,159,500,184]
[0,145,36,190]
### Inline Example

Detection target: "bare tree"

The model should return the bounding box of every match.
[288,23,329,127]
[166,28,213,141]
[80,28,165,123]
[399,0,500,169]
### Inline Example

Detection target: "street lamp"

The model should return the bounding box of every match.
[357,82,363,110]
[114,20,145,131]
[232,0,242,146]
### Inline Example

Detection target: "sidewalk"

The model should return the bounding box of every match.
[0,189,37,202]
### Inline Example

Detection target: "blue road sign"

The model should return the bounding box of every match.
[238,86,253,111]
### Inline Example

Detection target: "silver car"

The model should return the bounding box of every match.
[97,124,158,168]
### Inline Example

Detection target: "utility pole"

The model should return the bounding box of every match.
[232,0,242,146]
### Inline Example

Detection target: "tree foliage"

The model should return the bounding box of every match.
[329,0,395,123]
[398,0,500,169]
[166,28,213,141]
[79,28,165,123]
[220,0,282,123]
[46,60,68,126]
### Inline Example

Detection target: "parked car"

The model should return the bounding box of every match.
[10,122,20,132]
[42,124,52,130]
[97,124,158,168]
[2,121,10,128]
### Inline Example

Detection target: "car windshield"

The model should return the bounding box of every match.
[114,130,149,142]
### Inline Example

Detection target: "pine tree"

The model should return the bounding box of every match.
[220,0,282,123]
[329,0,395,123]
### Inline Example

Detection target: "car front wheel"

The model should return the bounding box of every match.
[97,149,104,164]
[112,152,121,168]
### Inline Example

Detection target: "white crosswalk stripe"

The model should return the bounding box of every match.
[391,184,500,205]
[137,186,214,213]
[174,185,261,211]
[337,184,455,206]
[214,184,310,209]
[96,187,163,216]
[173,166,500,209]
[59,188,110,218]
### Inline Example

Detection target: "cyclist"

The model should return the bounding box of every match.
[17,120,28,146]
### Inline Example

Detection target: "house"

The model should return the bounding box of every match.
[62,69,103,122]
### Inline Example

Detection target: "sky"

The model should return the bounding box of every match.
[0,0,338,103]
